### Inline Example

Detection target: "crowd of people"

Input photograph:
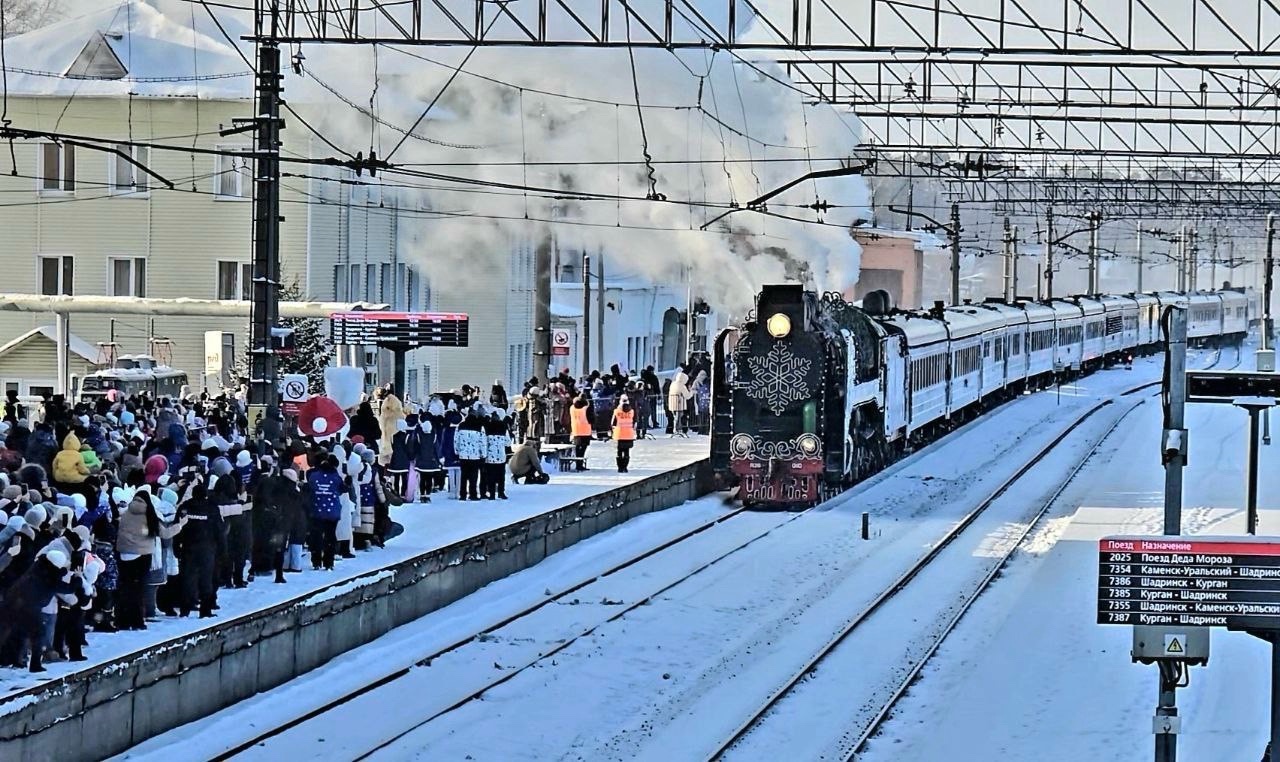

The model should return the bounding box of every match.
[0,357,708,675]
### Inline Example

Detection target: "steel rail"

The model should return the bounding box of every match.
[706,343,1244,758]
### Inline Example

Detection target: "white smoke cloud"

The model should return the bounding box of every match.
[53,0,871,311]
[297,43,869,311]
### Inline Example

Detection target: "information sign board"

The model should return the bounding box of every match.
[330,312,469,348]
[1098,536,1280,630]
[552,329,571,356]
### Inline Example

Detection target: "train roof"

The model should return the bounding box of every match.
[943,305,1009,338]
[877,312,949,347]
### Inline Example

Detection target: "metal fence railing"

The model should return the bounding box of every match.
[507,391,712,441]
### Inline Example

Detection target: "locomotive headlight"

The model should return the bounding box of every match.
[766,312,792,338]
[797,433,821,456]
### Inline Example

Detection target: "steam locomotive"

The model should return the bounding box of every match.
[710,284,1257,508]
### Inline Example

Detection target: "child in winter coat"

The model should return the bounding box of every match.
[482,411,512,499]
[405,414,440,503]
[387,420,414,498]
[306,456,343,571]
[0,551,76,671]
[453,408,487,501]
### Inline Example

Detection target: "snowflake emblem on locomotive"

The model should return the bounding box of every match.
[710,283,1255,509]
[746,343,812,416]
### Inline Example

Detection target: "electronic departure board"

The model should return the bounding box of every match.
[329,311,469,348]
[1098,536,1280,631]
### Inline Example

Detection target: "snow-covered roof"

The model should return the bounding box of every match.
[1,0,253,100]
[0,326,100,364]
[550,300,584,319]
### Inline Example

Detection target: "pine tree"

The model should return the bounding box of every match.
[232,280,331,392]
[276,280,331,390]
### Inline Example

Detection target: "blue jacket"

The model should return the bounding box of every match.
[306,468,344,521]
[235,463,255,491]
[439,411,461,467]
[407,427,440,471]
[389,431,414,472]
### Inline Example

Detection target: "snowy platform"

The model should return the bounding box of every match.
[0,437,710,762]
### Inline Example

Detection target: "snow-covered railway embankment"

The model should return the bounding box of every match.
[0,460,711,762]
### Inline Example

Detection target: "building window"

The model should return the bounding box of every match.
[380,263,390,304]
[109,144,149,194]
[334,264,348,301]
[365,265,376,304]
[216,260,251,300]
[214,146,249,198]
[407,268,419,311]
[39,255,74,295]
[348,264,360,300]
[108,257,146,297]
[406,369,419,401]
[39,143,75,193]
[395,264,407,309]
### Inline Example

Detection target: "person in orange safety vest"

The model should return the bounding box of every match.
[611,397,637,473]
[568,396,593,472]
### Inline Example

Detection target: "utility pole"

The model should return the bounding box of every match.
[1164,306,1188,536]
[1012,225,1020,301]
[533,239,552,385]
[1003,217,1014,303]
[1177,225,1187,292]
[1088,210,1101,295]
[1045,206,1056,300]
[950,202,962,306]
[1136,226,1145,293]
[1182,226,1192,291]
[596,249,605,370]
[1156,304,1189,762]
[1210,227,1218,290]
[1266,213,1275,350]
[248,26,283,409]
[581,253,591,377]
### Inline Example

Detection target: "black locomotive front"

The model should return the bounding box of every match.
[712,285,843,507]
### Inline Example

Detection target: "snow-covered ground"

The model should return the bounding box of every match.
[0,436,707,699]
[861,344,1275,761]
[118,350,1222,761]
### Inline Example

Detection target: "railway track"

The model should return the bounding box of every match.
[704,344,1242,761]
[212,350,1234,760]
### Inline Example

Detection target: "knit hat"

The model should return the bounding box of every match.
[70,493,87,512]
[24,505,46,529]
[396,419,408,433]
[69,524,92,548]
[1,485,20,501]
[159,487,179,507]
[82,553,105,585]
[201,438,220,452]
[211,457,233,477]
[235,450,252,467]
[282,469,299,483]
[5,514,24,532]
[26,489,42,506]
[361,449,375,463]
[45,549,69,570]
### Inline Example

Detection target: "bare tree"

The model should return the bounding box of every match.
[2,0,61,37]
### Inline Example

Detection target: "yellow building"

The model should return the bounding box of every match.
[0,1,443,395]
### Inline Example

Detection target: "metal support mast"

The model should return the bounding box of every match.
[596,250,605,369]
[1267,214,1276,350]
[1045,206,1055,300]
[1002,217,1015,302]
[249,26,283,408]
[1088,210,1101,295]
[582,253,591,376]
[1136,226,1145,293]
[533,239,552,385]
[950,202,962,305]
